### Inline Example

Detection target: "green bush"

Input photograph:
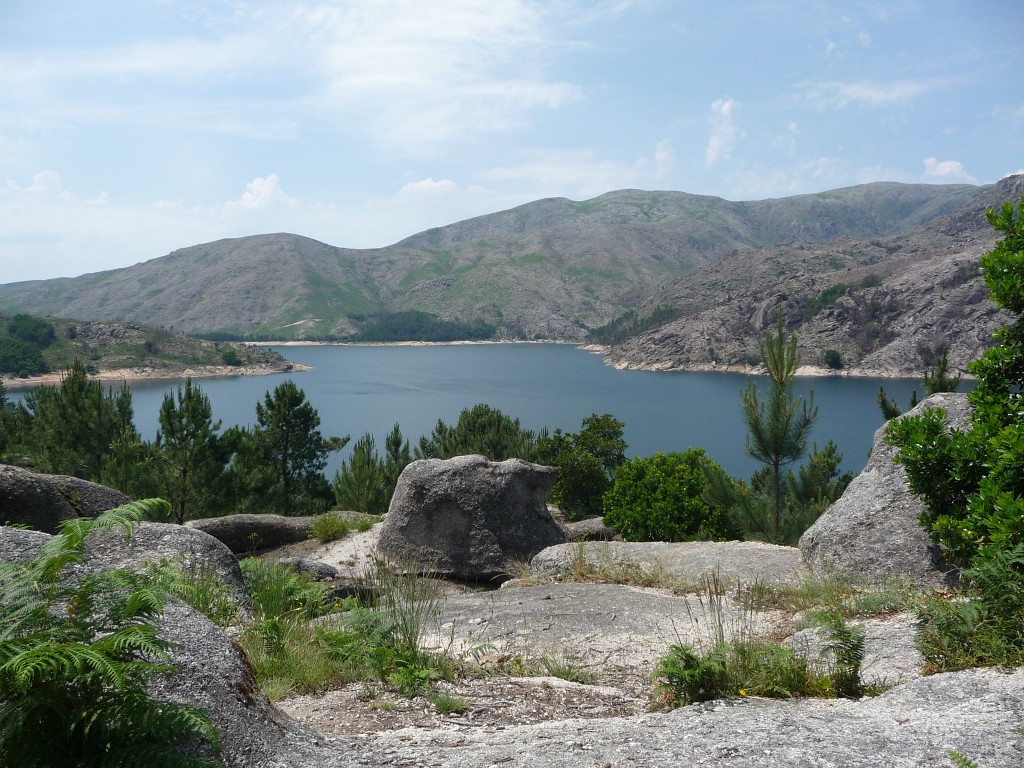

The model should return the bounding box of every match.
[885,193,1024,564]
[0,500,221,767]
[603,449,730,542]
[416,403,538,461]
[915,544,1024,672]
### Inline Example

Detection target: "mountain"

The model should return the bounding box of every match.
[602,174,1024,377]
[0,182,987,341]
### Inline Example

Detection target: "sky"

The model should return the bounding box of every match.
[1,1,1022,284]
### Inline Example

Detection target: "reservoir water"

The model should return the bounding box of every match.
[42,343,928,481]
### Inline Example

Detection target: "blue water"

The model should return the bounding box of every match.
[12,344,929,480]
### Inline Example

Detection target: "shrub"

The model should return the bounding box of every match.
[603,449,730,542]
[885,193,1024,564]
[915,544,1024,672]
[0,500,221,767]
[310,511,352,543]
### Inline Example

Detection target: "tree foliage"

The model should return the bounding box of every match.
[538,413,627,520]
[332,433,390,514]
[155,380,228,524]
[741,311,817,543]
[415,403,537,461]
[24,361,135,480]
[0,500,221,767]
[885,194,1024,564]
[253,381,348,515]
[603,450,732,542]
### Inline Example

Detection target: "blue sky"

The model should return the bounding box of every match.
[2,0,1022,283]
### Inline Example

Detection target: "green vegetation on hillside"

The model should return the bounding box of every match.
[349,311,496,342]
[587,305,683,345]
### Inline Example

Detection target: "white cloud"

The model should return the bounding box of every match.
[293,0,584,149]
[486,142,677,196]
[857,31,871,46]
[398,178,460,197]
[802,78,950,109]
[705,97,740,168]
[224,174,298,211]
[923,158,977,184]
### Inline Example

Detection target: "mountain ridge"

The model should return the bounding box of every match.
[0,181,990,344]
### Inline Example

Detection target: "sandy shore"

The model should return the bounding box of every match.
[1,362,310,391]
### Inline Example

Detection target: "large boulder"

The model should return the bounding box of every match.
[377,455,565,580]
[799,392,967,587]
[86,521,251,608]
[187,513,314,554]
[0,464,131,533]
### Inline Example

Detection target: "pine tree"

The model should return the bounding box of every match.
[254,381,347,514]
[741,311,817,543]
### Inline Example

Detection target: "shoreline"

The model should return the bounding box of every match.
[3,339,949,390]
[1,362,310,391]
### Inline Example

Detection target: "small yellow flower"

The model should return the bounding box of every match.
[739,689,747,697]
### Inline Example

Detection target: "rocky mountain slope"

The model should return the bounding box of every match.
[0,183,985,341]
[604,175,1024,377]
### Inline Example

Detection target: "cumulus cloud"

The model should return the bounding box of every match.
[398,178,459,196]
[923,157,977,184]
[224,174,298,211]
[705,97,740,168]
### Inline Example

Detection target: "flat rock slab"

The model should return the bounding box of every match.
[531,540,809,586]
[348,667,1024,768]
[428,583,788,683]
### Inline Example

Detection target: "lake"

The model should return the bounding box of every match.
[35,343,927,481]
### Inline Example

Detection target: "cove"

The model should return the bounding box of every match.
[110,343,926,481]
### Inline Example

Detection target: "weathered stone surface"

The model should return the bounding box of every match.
[187,514,314,554]
[378,455,565,580]
[561,515,618,542]
[86,521,250,607]
[799,392,967,587]
[0,525,52,563]
[0,464,130,533]
[355,667,1024,767]
[531,540,809,585]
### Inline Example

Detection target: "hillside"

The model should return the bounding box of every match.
[0,182,985,341]
[602,174,1024,377]
[0,313,294,389]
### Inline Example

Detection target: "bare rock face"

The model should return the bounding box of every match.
[378,455,565,580]
[799,392,969,587]
[0,464,131,533]
[187,513,314,554]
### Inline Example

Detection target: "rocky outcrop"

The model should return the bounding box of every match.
[187,514,314,554]
[0,464,131,533]
[561,515,618,542]
[378,455,565,580]
[799,392,967,587]
[606,175,1024,376]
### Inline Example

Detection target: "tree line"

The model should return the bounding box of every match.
[2,336,857,546]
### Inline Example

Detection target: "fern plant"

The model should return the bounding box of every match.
[0,500,221,767]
